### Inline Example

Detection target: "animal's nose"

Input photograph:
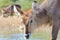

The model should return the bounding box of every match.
[24,33,30,39]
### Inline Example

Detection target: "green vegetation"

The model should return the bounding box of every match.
[19,0,42,10]
[32,31,51,40]
[0,0,42,11]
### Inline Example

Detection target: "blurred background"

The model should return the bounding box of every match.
[0,0,60,40]
[0,0,42,12]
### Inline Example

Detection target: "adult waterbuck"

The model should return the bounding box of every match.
[24,0,60,40]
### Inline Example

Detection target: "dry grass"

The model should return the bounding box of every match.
[0,16,22,34]
[0,16,52,34]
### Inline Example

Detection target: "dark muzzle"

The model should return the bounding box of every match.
[25,32,30,39]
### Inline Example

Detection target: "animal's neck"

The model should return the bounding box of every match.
[56,0,60,4]
[57,0,60,2]
[46,0,60,9]
[54,0,60,7]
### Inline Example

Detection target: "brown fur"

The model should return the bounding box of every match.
[25,0,60,40]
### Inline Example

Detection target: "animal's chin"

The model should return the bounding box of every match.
[24,33,31,39]
[25,35,29,39]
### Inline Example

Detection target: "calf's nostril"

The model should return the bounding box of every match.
[25,33,30,39]
[25,35,29,39]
